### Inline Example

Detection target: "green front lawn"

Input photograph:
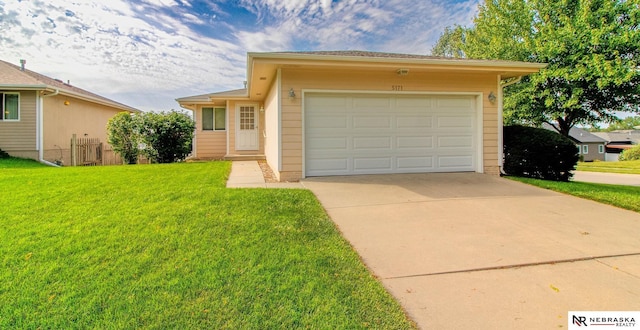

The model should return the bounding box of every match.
[0,157,48,169]
[0,161,414,329]
[509,176,640,213]
[577,160,640,174]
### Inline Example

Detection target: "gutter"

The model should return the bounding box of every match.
[38,89,61,167]
[498,76,523,175]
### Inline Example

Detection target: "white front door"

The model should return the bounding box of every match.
[235,104,259,151]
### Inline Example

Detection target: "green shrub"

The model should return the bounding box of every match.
[619,144,640,161]
[107,112,141,164]
[0,149,9,159]
[138,111,195,163]
[503,125,579,181]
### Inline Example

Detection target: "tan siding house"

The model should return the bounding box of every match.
[177,51,545,182]
[0,60,140,164]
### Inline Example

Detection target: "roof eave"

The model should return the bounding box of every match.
[248,52,548,70]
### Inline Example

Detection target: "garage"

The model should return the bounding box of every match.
[304,93,479,176]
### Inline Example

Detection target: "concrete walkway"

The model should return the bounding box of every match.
[573,170,640,186]
[226,161,305,188]
[303,173,640,329]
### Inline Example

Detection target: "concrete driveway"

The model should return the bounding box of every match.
[302,173,640,329]
[573,171,640,186]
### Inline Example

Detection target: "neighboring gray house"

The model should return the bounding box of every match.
[542,123,607,161]
[592,130,640,161]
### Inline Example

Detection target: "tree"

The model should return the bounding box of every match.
[603,116,640,131]
[431,25,467,58]
[137,111,195,163]
[107,112,140,164]
[433,0,640,136]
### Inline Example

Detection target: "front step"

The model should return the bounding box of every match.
[224,154,266,161]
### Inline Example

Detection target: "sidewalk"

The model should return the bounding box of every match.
[225,161,306,189]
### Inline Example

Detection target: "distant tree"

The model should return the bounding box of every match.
[433,0,640,136]
[137,111,195,163]
[431,25,467,58]
[604,116,640,131]
[107,112,140,164]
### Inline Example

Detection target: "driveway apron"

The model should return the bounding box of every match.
[302,173,640,329]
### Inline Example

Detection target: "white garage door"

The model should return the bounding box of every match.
[304,93,478,176]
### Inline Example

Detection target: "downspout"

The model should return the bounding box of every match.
[498,76,522,175]
[38,89,61,167]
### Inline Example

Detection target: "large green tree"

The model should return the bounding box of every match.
[432,0,640,136]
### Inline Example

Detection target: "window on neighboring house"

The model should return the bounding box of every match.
[1,92,19,121]
[598,145,605,154]
[582,145,588,154]
[202,107,226,131]
[577,145,581,154]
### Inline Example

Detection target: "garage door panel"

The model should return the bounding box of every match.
[353,136,392,150]
[353,116,392,128]
[305,93,477,176]
[307,158,349,172]
[438,136,474,148]
[438,155,474,169]
[396,97,432,108]
[436,97,474,109]
[397,116,433,128]
[397,156,435,170]
[397,136,433,149]
[354,157,393,171]
[307,137,348,150]
[307,115,348,129]
[437,116,473,128]
[353,96,392,110]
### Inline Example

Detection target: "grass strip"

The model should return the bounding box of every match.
[577,160,640,174]
[508,176,640,213]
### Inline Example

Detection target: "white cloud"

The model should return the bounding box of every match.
[0,0,481,111]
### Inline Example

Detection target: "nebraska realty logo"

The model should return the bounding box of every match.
[569,311,639,329]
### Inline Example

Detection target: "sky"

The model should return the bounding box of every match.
[0,0,481,112]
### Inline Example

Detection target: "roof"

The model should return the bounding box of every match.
[177,50,546,108]
[592,131,640,144]
[542,123,607,143]
[0,59,140,113]
[176,88,248,103]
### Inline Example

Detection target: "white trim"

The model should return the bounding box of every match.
[276,68,283,172]
[36,92,41,152]
[301,89,484,178]
[598,144,605,154]
[582,145,589,154]
[1,92,21,121]
[225,100,230,155]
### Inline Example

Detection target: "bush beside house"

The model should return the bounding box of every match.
[620,144,640,161]
[107,111,195,164]
[503,125,579,181]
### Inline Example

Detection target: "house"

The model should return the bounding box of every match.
[0,59,140,165]
[177,51,545,182]
[542,123,607,161]
[592,130,640,161]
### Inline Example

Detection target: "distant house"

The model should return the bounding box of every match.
[0,59,140,165]
[592,130,640,161]
[542,123,607,161]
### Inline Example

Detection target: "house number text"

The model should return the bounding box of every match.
[392,85,403,91]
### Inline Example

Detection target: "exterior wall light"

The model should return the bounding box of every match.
[64,100,70,106]
[488,91,497,104]
[396,68,409,76]
[288,88,296,99]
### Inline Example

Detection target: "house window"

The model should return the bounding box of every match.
[1,92,19,121]
[598,145,605,154]
[577,145,581,154]
[202,107,225,131]
[582,145,588,154]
